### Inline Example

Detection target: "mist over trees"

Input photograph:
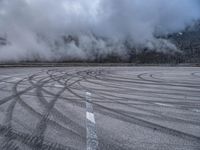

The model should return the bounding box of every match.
[1,27,200,64]
[0,0,200,64]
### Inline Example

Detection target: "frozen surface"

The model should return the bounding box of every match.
[0,66,199,150]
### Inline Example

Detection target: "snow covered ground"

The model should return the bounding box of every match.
[0,66,199,150]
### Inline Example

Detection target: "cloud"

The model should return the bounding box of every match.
[0,0,200,62]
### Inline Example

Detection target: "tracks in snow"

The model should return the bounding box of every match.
[0,68,199,149]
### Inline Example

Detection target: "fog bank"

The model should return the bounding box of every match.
[0,0,200,62]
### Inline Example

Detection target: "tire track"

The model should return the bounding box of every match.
[0,72,45,150]
[29,70,85,149]
[0,71,80,149]
[75,70,200,143]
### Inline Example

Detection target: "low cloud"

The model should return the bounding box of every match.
[0,0,200,62]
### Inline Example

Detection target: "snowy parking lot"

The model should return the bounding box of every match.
[0,67,199,150]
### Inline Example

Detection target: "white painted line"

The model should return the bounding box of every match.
[9,77,22,82]
[87,112,95,124]
[54,84,65,88]
[86,92,98,150]
[0,75,11,78]
[86,92,92,96]
[192,109,200,113]
[155,102,174,107]
[0,74,28,78]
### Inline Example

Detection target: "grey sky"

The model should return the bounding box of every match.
[0,0,200,62]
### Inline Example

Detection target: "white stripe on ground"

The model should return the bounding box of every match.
[9,77,22,82]
[155,102,174,107]
[0,77,22,82]
[86,92,92,97]
[0,74,29,78]
[86,92,98,150]
[87,112,95,124]
[192,109,200,113]
[54,84,65,88]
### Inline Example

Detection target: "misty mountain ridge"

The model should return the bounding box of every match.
[0,0,200,63]
[1,23,200,63]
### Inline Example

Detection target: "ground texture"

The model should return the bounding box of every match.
[0,67,199,150]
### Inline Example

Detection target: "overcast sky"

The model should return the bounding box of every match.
[0,0,200,62]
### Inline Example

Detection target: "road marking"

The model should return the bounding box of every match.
[53,84,65,88]
[155,102,174,107]
[0,75,11,78]
[0,77,22,82]
[192,109,200,113]
[9,77,22,82]
[86,92,98,150]
[0,74,28,78]
[87,112,95,124]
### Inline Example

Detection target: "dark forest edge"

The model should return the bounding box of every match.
[0,62,199,68]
